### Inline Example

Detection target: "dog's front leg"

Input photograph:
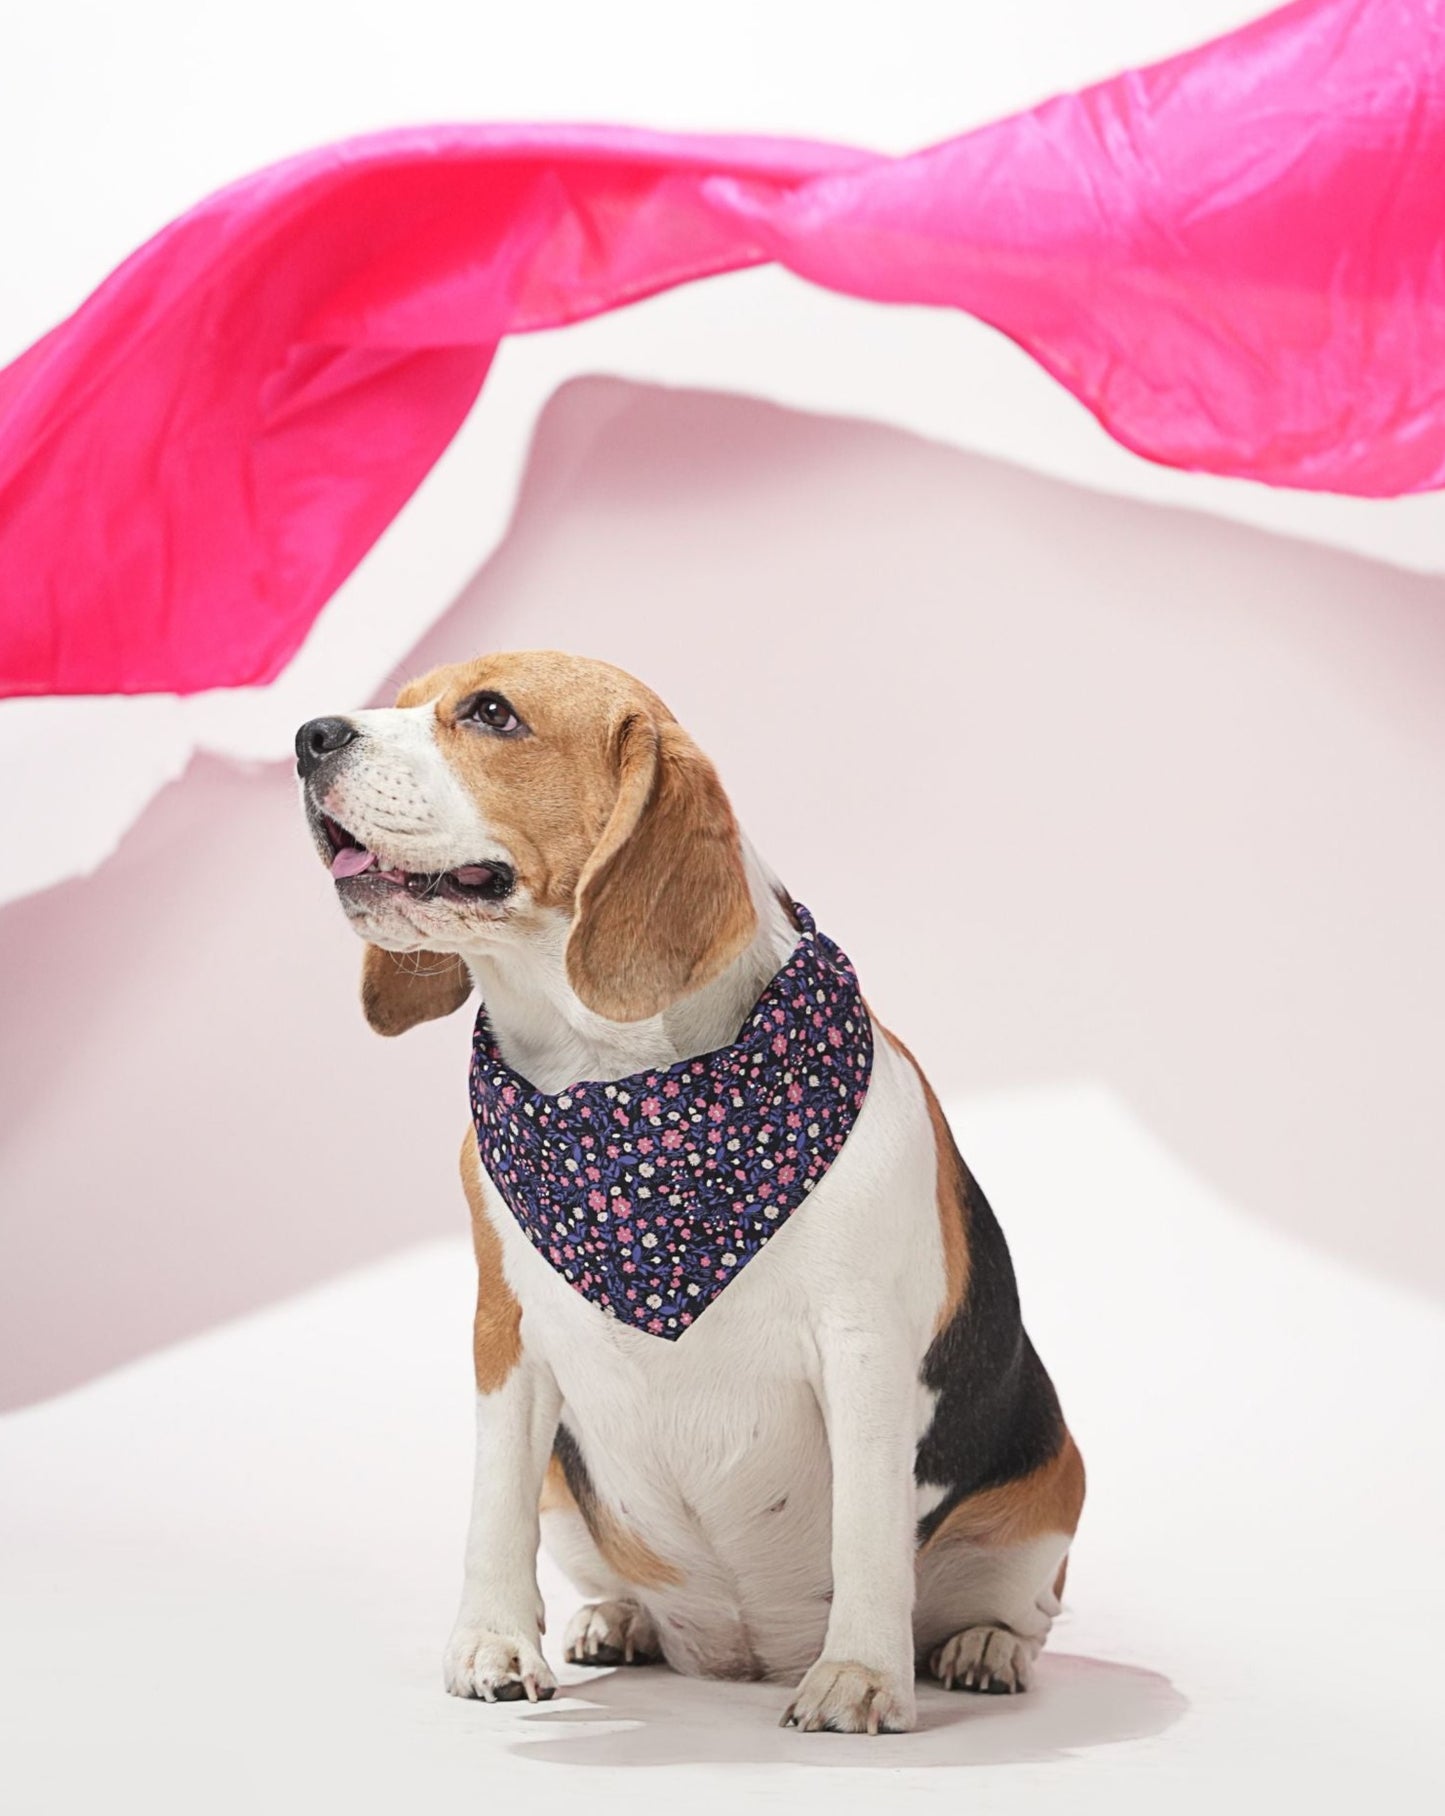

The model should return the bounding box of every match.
[444,1354,562,1703]
[783,1319,919,1734]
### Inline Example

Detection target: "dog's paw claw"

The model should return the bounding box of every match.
[444,1627,557,1704]
[563,1599,662,1668]
[929,1625,1036,1695]
[781,1659,915,1735]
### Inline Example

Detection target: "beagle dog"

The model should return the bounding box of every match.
[297,649,1083,1735]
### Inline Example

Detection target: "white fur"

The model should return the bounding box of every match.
[320,700,1071,1734]
[325,703,498,881]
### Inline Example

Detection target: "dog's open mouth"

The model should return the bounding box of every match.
[320,815,515,902]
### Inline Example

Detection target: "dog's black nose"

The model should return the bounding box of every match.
[295,716,359,780]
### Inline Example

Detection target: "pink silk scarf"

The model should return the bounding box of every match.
[3,0,1444,698]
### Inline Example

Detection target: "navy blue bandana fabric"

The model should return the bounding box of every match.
[470,904,873,1339]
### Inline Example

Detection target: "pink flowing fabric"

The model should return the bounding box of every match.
[3,0,1444,698]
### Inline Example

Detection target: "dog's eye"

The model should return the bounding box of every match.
[458,691,526,736]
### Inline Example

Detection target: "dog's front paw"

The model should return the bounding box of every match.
[564,1598,662,1667]
[444,1626,557,1703]
[781,1659,916,1735]
[929,1623,1037,1694]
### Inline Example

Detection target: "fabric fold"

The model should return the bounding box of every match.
[3,0,1443,699]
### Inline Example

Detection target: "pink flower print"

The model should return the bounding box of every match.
[622,1259,636,1273]
[757,1181,773,1198]
[788,1082,803,1104]
[777,1165,796,1185]
[616,1225,634,1242]
[641,1096,662,1117]
[787,1111,802,1130]
[707,1102,726,1123]
[614,1108,629,1125]
[636,1136,654,1155]
[587,1189,606,1211]
[772,1034,787,1058]
[648,1318,664,1334]
[661,1129,685,1150]
[827,1026,844,1048]
[501,1084,517,1107]
[585,1165,600,1182]
[663,1079,681,1097]
[772,1008,786,1025]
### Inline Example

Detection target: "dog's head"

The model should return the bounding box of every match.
[297,650,758,1035]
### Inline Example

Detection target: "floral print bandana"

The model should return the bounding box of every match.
[470,904,873,1339]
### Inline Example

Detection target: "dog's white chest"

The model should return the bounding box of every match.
[539,1265,840,1679]
[486,1042,945,1680]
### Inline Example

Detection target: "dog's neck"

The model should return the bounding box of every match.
[460,840,800,1095]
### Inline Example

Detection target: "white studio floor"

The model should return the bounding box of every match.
[3,1084,1441,1816]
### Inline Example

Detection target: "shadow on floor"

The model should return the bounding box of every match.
[503,1651,1186,1770]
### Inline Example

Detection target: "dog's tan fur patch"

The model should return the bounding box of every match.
[883,1028,970,1333]
[459,1130,523,1395]
[921,1431,1086,1555]
[361,944,471,1035]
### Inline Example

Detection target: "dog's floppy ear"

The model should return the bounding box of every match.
[361,945,472,1036]
[566,712,757,1023]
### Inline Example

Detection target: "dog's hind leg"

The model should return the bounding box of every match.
[562,1598,663,1667]
[912,1432,1084,1695]
[540,1444,664,1668]
[914,1535,1068,1692]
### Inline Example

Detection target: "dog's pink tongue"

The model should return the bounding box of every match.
[331,846,378,879]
